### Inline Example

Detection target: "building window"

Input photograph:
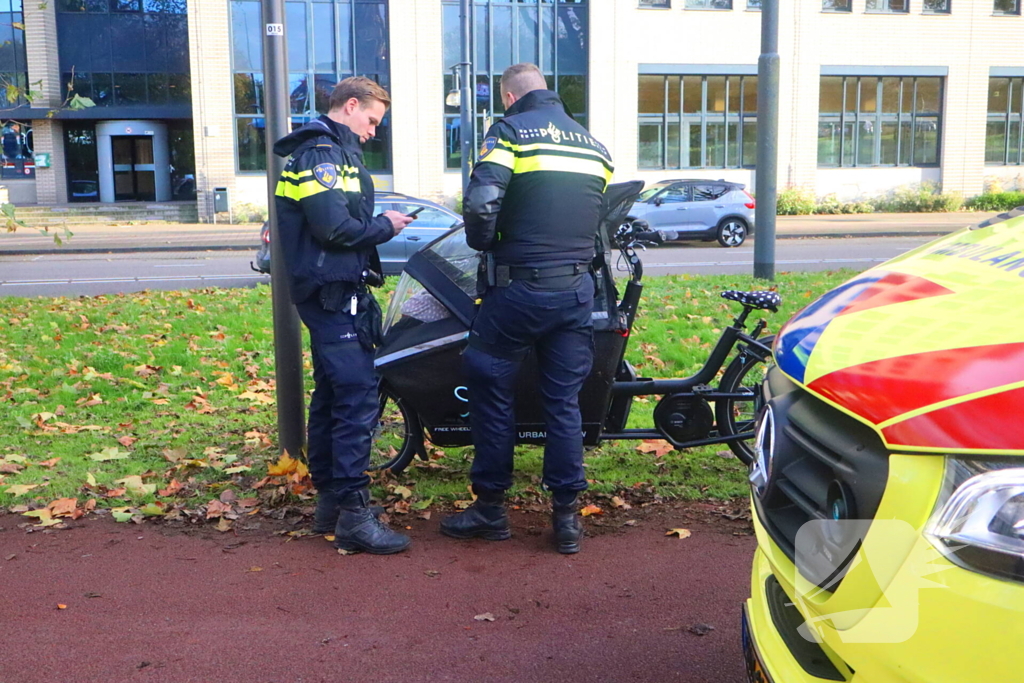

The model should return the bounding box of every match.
[0,0,28,107]
[639,0,670,7]
[231,0,391,173]
[747,0,762,9]
[994,0,1021,14]
[822,0,852,11]
[1,120,33,179]
[57,0,190,107]
[818,75,942,168]
[923,0,951,12]
[685,0,732,8]
[866,0,909,12]
[638,73,758,170]
[986,77,1023,165]
[59,0,186,11]
[442,0,588,171]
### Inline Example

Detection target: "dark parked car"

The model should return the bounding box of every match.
[252,192,461,276]
[627,179,756,247]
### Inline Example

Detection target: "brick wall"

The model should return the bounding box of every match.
[24,1,65,205]
[188,0,238,221]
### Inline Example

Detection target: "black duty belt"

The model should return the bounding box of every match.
[494,262,586,288]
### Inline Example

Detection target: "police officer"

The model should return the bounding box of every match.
[274,77,414,555]
[440,63,613,554]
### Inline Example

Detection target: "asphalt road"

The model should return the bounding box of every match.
[0,236,934,297]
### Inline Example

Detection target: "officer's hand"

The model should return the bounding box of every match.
[383,210,414,236]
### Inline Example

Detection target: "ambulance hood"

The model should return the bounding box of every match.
[773,208,1024,455]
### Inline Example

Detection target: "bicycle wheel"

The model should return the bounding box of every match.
[715,335,775,465]
[369,387,421,474]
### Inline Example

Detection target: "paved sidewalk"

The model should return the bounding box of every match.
[0,504,755,683]
[0,211,988,256]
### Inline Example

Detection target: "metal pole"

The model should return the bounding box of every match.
[262,0,306,459]
[460,0,474,191]
[754,0,779,281]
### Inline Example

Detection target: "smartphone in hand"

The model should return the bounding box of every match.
[405,206,425,218]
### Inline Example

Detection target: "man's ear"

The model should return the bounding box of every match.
[346,97,360,114]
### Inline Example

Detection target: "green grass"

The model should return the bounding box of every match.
[0,270,854,519]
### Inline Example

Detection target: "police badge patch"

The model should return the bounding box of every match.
[479,136,498,159]
[313,163,337,189]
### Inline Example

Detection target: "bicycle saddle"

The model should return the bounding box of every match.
[721,290,781,312]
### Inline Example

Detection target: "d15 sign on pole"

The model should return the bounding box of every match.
[754,0,779,281]
[262,0,307,459]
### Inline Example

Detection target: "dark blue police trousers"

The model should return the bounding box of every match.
[297,299,376,497]
[463,276,595,494]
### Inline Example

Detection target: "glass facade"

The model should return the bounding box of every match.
[0,0,27,107]
[986,77,1023,166]
[822,0,851,11]
[638,74,758,170]
[442,0,588,170]
[922,0,950,13]
[231,0,391,173]
[57,0,190,108]
[818,76,942,168]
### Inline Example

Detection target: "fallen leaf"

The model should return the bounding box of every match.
[453,499,474,510]
[215,518,233,532]
[47,498,78,518]
[474,613,496,622]
[611,496,631,510]
[580,504,603,517]
[666,528,692,539]
[115,476,156,496]
[206,500,233,520]
[248,566,263,572]
[637,440,675,458]
[392,485,413,500]
[85,472,97,487]
[117,436,138,449]
[161,448,187,463]
[4,553,16,561]
[88,447,129,462]
[223,465,251,474]
[36,458,60,469]
[0,463,22,474]
[139,503,165,517]
[110,508,133,523]
[157,479,183,497]
[424,570,440,578]
[6,484,41,496]
[267,452,299,476]
[689,623,715,636]
[57,604,67,610]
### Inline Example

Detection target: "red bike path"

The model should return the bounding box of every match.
[0,503,756,683]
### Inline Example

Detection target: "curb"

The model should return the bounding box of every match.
[0,230,956,257]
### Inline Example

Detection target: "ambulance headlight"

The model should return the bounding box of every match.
[927,460,1024,583]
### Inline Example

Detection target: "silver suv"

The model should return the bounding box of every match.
[628,179,756,247]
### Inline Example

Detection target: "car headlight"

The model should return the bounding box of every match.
[926,459,1024,583]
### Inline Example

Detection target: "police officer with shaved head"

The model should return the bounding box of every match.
[274,76,414,555]
[440,63,614,554]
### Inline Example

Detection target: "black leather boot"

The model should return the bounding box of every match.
[333,489,411,555]
[552,490,583,554]
[439,486,511,541]
[313,489,383,534]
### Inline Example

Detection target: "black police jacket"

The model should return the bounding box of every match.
[463,89,613,268]
[273,116,394,304]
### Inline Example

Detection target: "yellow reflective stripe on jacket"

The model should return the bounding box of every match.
[275,178,331,201]
[479,147,515,170]
[513,152,613,186]
[276,162,363,199]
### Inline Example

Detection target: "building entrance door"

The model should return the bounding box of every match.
[112,136,156,201]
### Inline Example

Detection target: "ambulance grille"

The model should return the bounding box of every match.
[753,367,890,586]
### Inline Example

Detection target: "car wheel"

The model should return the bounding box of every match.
[716,219,747,248]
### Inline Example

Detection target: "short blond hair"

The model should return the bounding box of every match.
[500,63,547,99]
[329,76,391,111]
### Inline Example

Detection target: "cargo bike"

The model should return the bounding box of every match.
[370,181,780,473]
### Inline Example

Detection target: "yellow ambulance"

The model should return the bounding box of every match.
[742,208,1024,682]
